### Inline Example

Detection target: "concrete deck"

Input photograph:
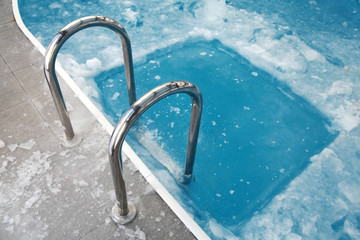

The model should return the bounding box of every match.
[0,0,196,239]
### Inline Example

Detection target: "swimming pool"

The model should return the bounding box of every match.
[15,0,360,239]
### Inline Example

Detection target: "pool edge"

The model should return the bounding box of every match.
[11,1,211,239]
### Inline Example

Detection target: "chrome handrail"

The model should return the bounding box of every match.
[44,16,136,141]
[109,81,203,224]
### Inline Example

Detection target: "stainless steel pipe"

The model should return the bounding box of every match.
[44,16,136,141]
[109,81,203,224]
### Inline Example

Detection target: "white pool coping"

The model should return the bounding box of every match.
[12,1,210,239]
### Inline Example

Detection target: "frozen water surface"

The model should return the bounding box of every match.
[109,39,336,238]
[19,0,360,239]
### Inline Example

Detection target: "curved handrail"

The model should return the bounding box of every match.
[44,16,136,141]
[109,81,203,224]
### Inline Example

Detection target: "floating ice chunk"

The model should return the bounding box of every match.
[111,92,120,100]
[196,0,228,23]
[189,27,214,39]
[57,53,100,99]
[86,57,102,70]
[286,233,303,240]
[200,52,207,56]
[154,75,161,80]
[251,71,258,77]
[170,106,181,115]
[100,46,124,67]
[229,190,235,195]
[124,8,139,24]
[311,75,323,81]
[212,121,216,126]
[301,217,318,236]
[332,102,360,131]
[327,81,353,96]
[279,168,285,174]
[338,180,360,204]
[243,106,250,111]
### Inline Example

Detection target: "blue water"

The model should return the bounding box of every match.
[19,0,360,239]
[99,39,337,233]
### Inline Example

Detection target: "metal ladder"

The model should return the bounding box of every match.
[44,16,136,141]
[109,80,203,224]
[44,16,203,225]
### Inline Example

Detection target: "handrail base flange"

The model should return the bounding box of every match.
[111,203,136,225]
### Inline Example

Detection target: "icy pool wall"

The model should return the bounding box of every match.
[17,0,360,239]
